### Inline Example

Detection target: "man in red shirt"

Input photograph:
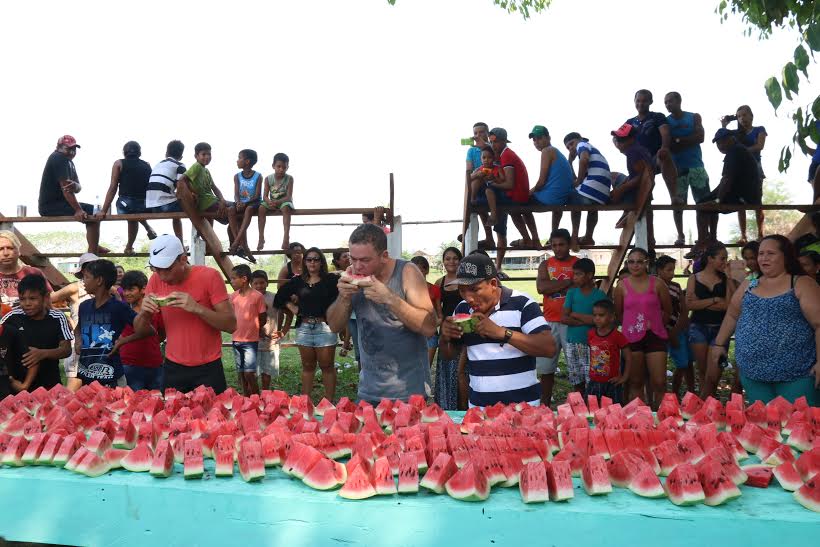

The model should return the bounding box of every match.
[0,231,52,303]
[488,128,542,275]
[135,235,236,393]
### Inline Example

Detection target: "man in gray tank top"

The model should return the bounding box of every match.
[327,224,437,403]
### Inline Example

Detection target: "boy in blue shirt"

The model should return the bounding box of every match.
[75,259,154,387]
[228,149,262,263]
[561,258,607,395]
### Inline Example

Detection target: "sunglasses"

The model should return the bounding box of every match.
[304,257,322,263]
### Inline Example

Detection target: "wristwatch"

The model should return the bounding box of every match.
[674,137,681,144]
[500,329,513,346]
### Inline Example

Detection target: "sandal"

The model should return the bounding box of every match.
[578,236,596,247]
[509,239,526,248]
[673,237,685,247]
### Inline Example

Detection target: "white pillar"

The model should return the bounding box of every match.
[387,215,402,258]
[0,222,13,232]
[191,225,206,266]
[464,214,479,254]
[634,215,649,250]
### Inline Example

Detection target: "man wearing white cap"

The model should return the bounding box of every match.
[135,235,236,393]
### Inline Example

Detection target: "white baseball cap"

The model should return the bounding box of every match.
[148,234,185,269]
[74,253,100,278]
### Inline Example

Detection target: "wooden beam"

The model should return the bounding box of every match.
[13,228,70,288]
[600,213,636,295]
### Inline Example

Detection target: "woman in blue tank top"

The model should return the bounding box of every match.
[707,236,820,405]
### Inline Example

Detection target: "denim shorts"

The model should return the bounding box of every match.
[149,201,183,213]
[668,330,691,369]
[116,196,148,215]
[232,341,259,373]
[427,334,439,350]
[688,323,722,346]
[122,364,164,391]
[569,191,599,206]
[295,322,337,348]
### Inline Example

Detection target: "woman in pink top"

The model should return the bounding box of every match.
[614,248,672,409]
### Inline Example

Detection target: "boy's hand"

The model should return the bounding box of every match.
[142,296,160,314]
[10,378,26,393]
[22,347,48,368]
[237,202,246,213]
[108,338,126,357]
[74,209,88,222]
[217,200,228,217]
[473,312,505,341]
[610,374,627,386]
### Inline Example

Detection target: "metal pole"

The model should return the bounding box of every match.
[387,215,402,258]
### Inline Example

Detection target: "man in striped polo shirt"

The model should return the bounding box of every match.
[564,132,612,251]
[441,253,555,408]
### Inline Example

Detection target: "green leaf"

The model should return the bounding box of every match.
[794,45,810,77]
[764,77,783,110]
[806,23,820,51]
[782,62,799,95]
[778,146,791,173]
[812,95,820,119]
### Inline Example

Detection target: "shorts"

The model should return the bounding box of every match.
[586,380,624,405]
[122,364,164,391]
[39,202,94,217]
[232,341,259,373]
[569,191,599,206]
[628,330,668,353]
[675,167,711,203]
[565,342,590,386]
[261,200,294,211]
[491,189,516,237]
[163,358,227,394]
[202,201,234,225]
[536,321,567,375]
[611,173,636,205]
[295,321,337,348]
[668,330,691,368]
[426,334,439,350]
[238,198,261,209]
[116,196,148,215]
[257,348,280,377]
[149,201,183,213]
[808,161,819,183]
[688,323,723,346]
[531,188,571,206]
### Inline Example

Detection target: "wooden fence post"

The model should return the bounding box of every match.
[387,215,402,258]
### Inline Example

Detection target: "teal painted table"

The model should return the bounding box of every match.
[0,413,817,546]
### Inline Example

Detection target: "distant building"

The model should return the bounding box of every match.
[489,250,550,270]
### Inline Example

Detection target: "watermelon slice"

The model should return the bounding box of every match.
[303,457,347,490]
[21,433,47,465]
[445,461,490,502]
[741,464,773,488]
[37,433,64,465]
[582,455,612,496]
[677,437,706,465]
[86,430,112,456]
[370,456,397,495]
[214,435,236,477]
[547,460,574,501]
[681,392,703,420]
[122,443,154,473]
[282,443,323,480]
[653,440,684,476]
[314,398,335,417]
[183,439,204,479]
[608,451,645,488]
[103,448,130,469]
[2,436,28,467]
[64,447,92,472]
[629,465,665,498]
[150,440,174,478]
[787,422,815,453]
[519,461,549,503]
[238,440,265,482]
[793,476,820,513]
[398,452,419,494]
[772,461,804,492]
[499,453,524,488]
[113,419,137,449]
[75,451,110,478]
[764,444,796,466]
[420,453,458,494]
[795,449,820,481]
[666,463,705,505]
[339,464,377,500]
[341,273,373,286]
[452,314,477,334]
[698,459,741,506]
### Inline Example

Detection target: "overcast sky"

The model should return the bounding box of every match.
[1,0,815,255]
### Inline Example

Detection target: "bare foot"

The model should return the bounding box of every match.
[570,236,580,253]
[256,238,265,252]
[123,247,135,256]
[281,240,290,250]
[97,246,111,255]
[578,236,595,247]
[736,236,748,245]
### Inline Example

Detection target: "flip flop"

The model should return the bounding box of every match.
[673,238,685,247]
[578,236,596,247]
[146,230,158,240]
[509,239,526,248]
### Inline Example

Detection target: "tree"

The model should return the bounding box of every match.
[728,178,802,240]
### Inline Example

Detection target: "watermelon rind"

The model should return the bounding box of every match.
[121,443,154,473]
[519,462,549,503]
[666,464,705,506]
[339,465,377,500]
[445,462,490,502]
[772,462,804,492]
[420,453,457,494]
[628,466,665,498]
[582,455,612,496]
[793,477,820,513]
[303,458,347,491]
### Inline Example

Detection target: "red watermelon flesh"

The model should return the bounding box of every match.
[764,444,796,466]
[22,418,42,441]
[76,451,110,478]
[86,430,112,456]
[745,400,767,426]
[736,422,766,454]
[677,437,706,465]
[665,463,705,505]
[2,436,28,467]
[445,461,489,502]
[103,448,130,469]
[339,464,376,500]
[519,461,549,503]
[303,457,347,490]
[741,464,773,488]
[499,453,524,487]
[21,433,47,465]
[547,460,574,501]
[370,456,397,495]
[345,453,372,477]
[64,446,92,472]
[171,433,193,464]
[608,451,645,488]
[793,476,820,513]
[629,465,665,498]
[772,461,804,492]
[283,443,323,479]
[787,422,815,453]
[681,392,703,420]
[214,435,236,477]
[582,455,612,495]
[653,440,684,476]
[795,449,820,481]
[238,440,265,482]
[37,433,64,465]
[122,443,154,473]
[421,452,458,494]
[718,432,748,462]
[149,440,174,478]
[53,435,82,467]
[183,439,204,479]
[603,429,624,457]
[398,452,419,494]
[314,398,335,417]
[698,460,741,506]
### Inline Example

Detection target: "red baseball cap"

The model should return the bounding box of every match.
[57,135,81,148]
[610,123,636,139]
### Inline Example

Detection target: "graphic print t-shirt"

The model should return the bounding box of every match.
[587,328,629,383]
[78,298,136,385]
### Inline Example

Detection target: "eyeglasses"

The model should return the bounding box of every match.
[626,259,646,265]
[304,257,322,263]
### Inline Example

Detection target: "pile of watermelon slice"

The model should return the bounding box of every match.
[0,383,818,513]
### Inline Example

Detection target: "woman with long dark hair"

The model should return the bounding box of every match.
[709,235,820,404]
[686,241,735,397]
[434,246,463,409]
[274,247,339,400]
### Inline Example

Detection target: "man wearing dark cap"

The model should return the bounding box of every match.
[695,128,762,241]
[440,253,555,408]
[38,135,106,254]
[487,127,541,273]
[610,123,656,246]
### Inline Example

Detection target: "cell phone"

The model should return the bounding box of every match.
[724,115,737,122]
[460,138,474,146]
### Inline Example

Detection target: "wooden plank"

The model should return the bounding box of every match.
[788,196,820,242]
[13,228,70,288]
[600,213,636,295]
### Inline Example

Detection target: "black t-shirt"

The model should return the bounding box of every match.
[626,112,668,156]
[722,144,762,205]
[0,309,73,391]
[118,157,152,199]
[274,275,339,320]
[39,151,77,213]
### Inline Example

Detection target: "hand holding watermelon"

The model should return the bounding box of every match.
[471,312,505,341]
